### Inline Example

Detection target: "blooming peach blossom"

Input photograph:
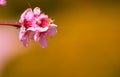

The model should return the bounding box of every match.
[33,7,57,48]
[19,7,57,48]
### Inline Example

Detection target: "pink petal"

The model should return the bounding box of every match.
[19,8,33,23]
[33,7,41,17]
[38,14,50,27]
[19,26,25,40]
[39,14,48,19]
[21,37,29,47]
[0,0,6,6]
[35,26,49,32]
[27,30,35,40]
[47,24,57,37]
[38,34,47,48]
[19,31,29,47]
[25,11,34,21]
[27,27,35,31]
[19,27,35,47]
[34,31,39,41]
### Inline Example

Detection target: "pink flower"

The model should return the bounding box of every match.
[34,23,57,48]
[19,8,36,47]
[19,7,57,48]
[0,0,6,6]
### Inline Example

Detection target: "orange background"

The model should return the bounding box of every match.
[0,0,120,77]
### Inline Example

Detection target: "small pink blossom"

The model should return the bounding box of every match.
[19,8,36,47]
[19,7,57,48]
[0,0,6,6]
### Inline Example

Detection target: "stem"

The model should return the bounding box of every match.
[0,21,21,28]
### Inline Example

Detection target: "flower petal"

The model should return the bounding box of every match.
[21,37,29,47]
[38,34,47,48]
[19,26,25,40]
[34,31,39,41]
[27,27,35,31]
[35,26,49,32]
[33,7,41,17]
[47,24,57,37]
[27,30,35,40]
[19,8,33,23]
[20,32,29,47]
[19,28,35,47]
[38,14,50,27]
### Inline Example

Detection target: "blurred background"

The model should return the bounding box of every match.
[0,0,120,77]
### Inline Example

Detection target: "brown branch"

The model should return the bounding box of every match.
[0,21,21,28]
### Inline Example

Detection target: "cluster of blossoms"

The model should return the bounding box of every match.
[0,0,57,48]
[19,7,57,48]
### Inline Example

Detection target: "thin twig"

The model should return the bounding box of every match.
[0,21,21,28]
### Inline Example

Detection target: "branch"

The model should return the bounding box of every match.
[0,21,21,28]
